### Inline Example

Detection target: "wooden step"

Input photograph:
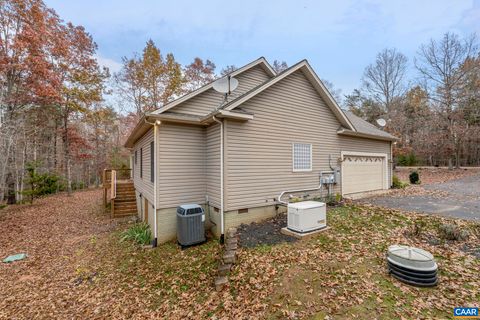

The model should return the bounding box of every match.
[116,186,134,190]
[117,192,135,198]
[115,203,137,210]
[115,197,136,202]
[113,211,137,218]
[114,210,137,217]
[116,190,135,194]
[116,184,134,189]
[115,192,135,196]
[114,203,137,211]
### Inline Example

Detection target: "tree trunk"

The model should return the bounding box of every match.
[448,158,453,170]
[63,109,72,195]
[53,119,58,171]
[6,172,16,204]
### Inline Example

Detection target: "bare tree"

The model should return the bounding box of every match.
[415,32,478,168]
[220,65,237,76]
[321,78,343,104]
[362,48,408,113]
[272,60,288,73]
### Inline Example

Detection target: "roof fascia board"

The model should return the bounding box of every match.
[124,115,148,148]
[216,110,254,121]
[337,129,398,142]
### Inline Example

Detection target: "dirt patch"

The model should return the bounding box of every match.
[237,213,297,248]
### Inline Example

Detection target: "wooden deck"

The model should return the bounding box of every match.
[103,169,137,218]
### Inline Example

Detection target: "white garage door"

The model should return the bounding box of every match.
[342,153,386,195]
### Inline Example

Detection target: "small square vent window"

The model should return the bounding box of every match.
[292,143,312,172]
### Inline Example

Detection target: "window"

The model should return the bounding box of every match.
[150,141,154,183]
[140,148,143,178]
[133,151,137,178]
[292,143,312,172]
[238,208,249,214]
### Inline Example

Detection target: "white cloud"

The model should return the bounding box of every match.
[95,54,122,73]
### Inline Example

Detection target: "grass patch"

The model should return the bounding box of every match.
[120,222,152,245]
[259,204,480,319]
[71,202,478,319]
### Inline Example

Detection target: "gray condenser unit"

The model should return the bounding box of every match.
[176,204,206,247]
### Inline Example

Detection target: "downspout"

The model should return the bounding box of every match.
[212,116,225,243]
[145,118,160,247]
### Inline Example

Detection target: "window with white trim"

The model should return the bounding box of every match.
[292,143,312,172]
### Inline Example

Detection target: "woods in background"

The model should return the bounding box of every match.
[0,0,234,204]
[346,33,480,168]
[1,0,478,205]
[0,0,114,204]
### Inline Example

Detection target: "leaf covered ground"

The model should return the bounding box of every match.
[0,189,479,319]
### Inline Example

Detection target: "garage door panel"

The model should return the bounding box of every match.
[342,155,385,195]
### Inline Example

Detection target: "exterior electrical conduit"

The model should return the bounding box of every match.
[277,171,335,205]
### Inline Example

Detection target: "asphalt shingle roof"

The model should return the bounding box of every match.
[343,111,397,140]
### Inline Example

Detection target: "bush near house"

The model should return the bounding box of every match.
[22,161,61,203]
[392,174,408,188]
[397,153,418,166]
[121,223,152,245]
[438,223,469,241]
[409,171,420,184]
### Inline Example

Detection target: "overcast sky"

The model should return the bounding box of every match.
[45,0,479,100]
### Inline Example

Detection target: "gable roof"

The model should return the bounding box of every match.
[125,57,398,148]
[221,60,356,131]
[152,57,276,115]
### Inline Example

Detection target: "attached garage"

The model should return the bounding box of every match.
[341,151,388,195]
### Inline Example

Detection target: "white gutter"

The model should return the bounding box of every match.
[153,121,159,246]
[145,118,160,247]
[212,116,225,242]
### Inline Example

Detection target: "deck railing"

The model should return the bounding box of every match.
[111,170,117,199]
[103,168,132,186]
[103,168,132,208]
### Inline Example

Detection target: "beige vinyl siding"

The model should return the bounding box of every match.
[156,123,206,209]
[206,123,221,208]
[230,66,272,100]
[172,65,272,116]
[225,70,391,210]
[132,128,154,203]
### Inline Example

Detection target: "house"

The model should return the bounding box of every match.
[124,57,397,244]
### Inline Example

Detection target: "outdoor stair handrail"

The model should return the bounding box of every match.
[111,170,117,199]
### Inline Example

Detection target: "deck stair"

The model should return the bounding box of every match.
[112,181,137,218]
[103,168,137,218]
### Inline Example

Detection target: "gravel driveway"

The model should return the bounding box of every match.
[362,174,480,221]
